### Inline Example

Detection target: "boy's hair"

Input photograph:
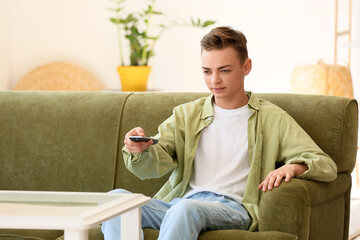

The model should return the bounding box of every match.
[200,26,248,64]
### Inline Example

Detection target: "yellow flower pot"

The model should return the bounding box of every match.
[117,66,151,92]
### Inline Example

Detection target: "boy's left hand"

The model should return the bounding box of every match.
[259,164,308,192]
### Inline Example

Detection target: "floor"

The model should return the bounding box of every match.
[349,154,360,239]
[350,190,360,240]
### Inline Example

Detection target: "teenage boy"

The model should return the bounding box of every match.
[102,26,337,240]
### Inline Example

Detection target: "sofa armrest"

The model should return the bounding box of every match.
[258,173,351,240]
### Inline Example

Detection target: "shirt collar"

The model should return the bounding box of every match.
[246,91,260,111]
[201,91,260,120]
[201,94,214,120]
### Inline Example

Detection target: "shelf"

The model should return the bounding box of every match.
[338,41,360,47]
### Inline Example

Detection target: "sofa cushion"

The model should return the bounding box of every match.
[55,225,103,240]
[0,229,63,240]
[0,91,129,192]
[55,227,298,240]
[143,228,298,240]
[0,234,45,240]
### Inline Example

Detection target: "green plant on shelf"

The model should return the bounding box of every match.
[108,0,216,66]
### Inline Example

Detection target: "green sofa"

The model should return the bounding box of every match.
[0,91,358,240]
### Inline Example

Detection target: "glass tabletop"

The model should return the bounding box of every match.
[0,191,131,217]
[0,191,121,206]
[0,190,150,234]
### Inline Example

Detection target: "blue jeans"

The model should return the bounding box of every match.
[101,189,251,240]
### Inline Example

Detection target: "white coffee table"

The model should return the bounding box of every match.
[0,191,151,240]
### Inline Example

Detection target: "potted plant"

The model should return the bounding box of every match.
[109,0,215,91]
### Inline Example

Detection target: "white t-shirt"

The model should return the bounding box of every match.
[184,103,252,203]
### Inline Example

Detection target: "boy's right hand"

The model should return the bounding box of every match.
[124,127,154,153]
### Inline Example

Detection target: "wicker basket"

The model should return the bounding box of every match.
[14,62,103,91]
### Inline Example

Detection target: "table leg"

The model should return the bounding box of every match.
[64,229,88,240]
[121,207,141,240]
[356,161,359,189]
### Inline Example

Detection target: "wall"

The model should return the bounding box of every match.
[9,0,116,90]
[350,0,360,196]
[0,0,11,90]
[2,0,359,97]
[351,0,360,100]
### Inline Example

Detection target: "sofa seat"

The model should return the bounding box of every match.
[144,228,298,240]
[0,227,298,240]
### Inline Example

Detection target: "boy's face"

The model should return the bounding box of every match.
[201,47,251,108]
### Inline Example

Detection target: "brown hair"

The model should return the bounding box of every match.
[200,26,248,63]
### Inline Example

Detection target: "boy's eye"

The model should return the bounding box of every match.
[203,70,211,74]
[221,69,231,73]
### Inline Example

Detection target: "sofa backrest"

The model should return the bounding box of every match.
[0,91,127,192]
[257,93,358,174]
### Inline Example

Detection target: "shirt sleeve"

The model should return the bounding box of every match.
[279,113,337,182]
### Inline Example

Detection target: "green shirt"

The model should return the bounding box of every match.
[123,92,337,231]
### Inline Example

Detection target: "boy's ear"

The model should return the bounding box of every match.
[243,58,252,76]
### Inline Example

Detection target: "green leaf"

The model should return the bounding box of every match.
[123,13,137,24]
[110,18,124,24]
[107,7,124,12]
[145,36,159,40]
[144,5,151,15]
[152,11,163,15]
[188,17,216,28]
[111,0,125,4]
[202,20,216,28]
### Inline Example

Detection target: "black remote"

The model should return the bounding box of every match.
[129,136,158,144]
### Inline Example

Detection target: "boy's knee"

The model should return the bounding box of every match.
[168,199,201,216]
[108,189,132,194]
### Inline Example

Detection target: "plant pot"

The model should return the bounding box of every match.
[117,66,151,91]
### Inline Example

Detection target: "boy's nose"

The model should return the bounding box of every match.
[211,73,221,83]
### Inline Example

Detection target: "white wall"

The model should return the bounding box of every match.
[351,0,360,100]
[9,0,118,90]
[0,0,11,90]
[2,0,359,97]
[154,0,337,93]
[350,0,360,196]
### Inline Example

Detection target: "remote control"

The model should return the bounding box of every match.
[129,136,158,145]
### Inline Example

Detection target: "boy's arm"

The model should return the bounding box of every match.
[122,114,181,180]
[260,112,337,192]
